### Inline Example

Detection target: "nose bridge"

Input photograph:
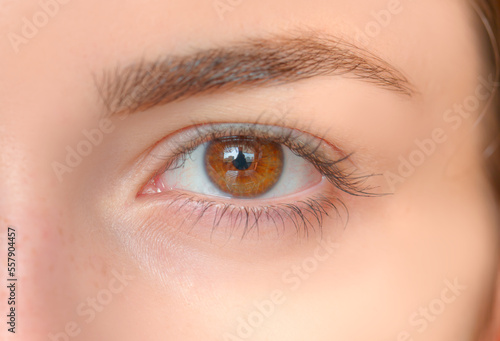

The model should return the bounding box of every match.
[0,123,73,341]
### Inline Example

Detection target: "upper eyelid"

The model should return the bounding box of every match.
[152,123,335,170]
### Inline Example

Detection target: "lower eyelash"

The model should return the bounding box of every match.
[154,190,348,241]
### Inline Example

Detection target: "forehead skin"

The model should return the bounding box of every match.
[0,0,498,340]
[0,0,482,112]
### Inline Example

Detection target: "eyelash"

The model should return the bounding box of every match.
[142,122,378,240]
[159,191,345,240]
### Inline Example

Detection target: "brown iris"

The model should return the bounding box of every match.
[204,137,284,198]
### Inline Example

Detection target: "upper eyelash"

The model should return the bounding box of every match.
[152,122,379,197]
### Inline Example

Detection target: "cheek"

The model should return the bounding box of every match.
[101,202,347,339]
[355,175,500,339]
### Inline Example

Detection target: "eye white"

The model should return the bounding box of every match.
[159,141,322,199]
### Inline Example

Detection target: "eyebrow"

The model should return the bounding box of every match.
[95,32,415,117]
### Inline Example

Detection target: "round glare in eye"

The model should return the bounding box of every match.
[204,137,284,197]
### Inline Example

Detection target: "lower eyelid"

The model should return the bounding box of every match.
[135,177,350,242]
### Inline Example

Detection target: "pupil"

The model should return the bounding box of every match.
[232,149,252,170]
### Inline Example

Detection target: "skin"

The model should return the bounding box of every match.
[0,0,499,340]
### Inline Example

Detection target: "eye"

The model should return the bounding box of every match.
[138,123,376,240]
[146,135,322,199]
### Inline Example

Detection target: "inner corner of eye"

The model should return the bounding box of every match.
[138,176,163,196]
[139,133,324,200]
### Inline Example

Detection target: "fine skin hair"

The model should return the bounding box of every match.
[0,0,499,341]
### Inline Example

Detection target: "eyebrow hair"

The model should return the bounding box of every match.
[95,32,415,116]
